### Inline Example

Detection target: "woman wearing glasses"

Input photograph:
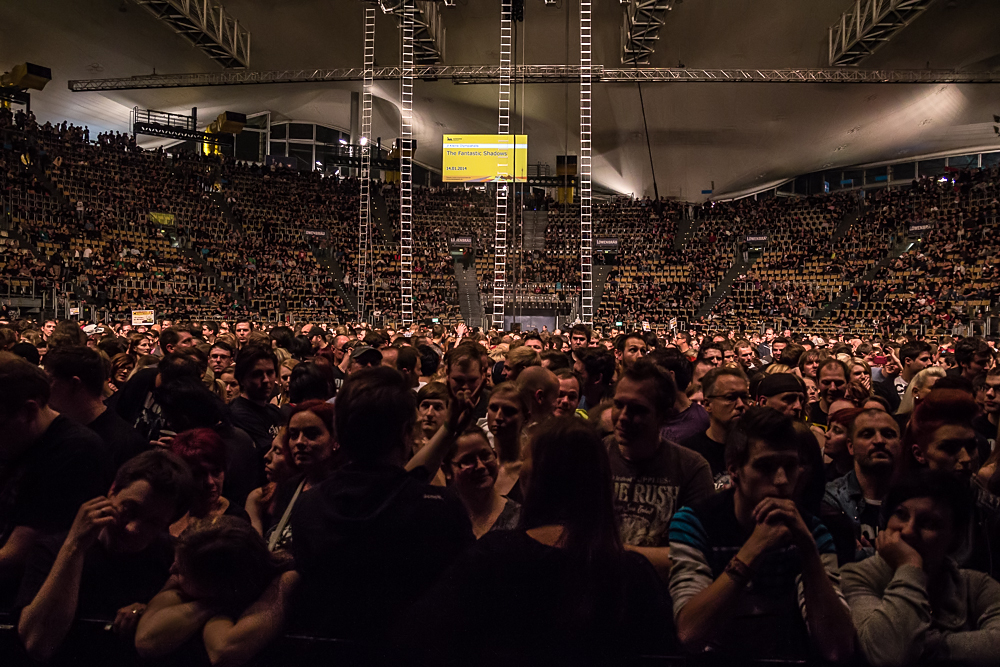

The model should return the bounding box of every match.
[444,425,520,538]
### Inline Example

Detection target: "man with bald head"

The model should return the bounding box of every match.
[516,366,559,438]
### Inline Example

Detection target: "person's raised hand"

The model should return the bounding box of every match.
[876,529,923,571]
[66,497,118,553]
[447,394,476,435]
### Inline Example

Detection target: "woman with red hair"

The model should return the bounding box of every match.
[169,428,251,537]
[265,400,342,552]
[904,389,982,481]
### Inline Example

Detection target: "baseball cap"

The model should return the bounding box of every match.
[757,373,805,399]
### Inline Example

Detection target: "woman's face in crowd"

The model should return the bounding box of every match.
[824,420,851,462]
[487,395,524,437]
[803,377,819,403]
[136,336,152,355]
[913,375,939,402]
[916,424,979,481]
[279,365,292,393]
[450,433,498,492]
[288,410,335,471]
[115,364,132,385]
[802,357,819,377]
[264,432,290,483]
[850,364,870,388]
[194,463,225,511]
[886,496,955,573]
[221,371,240,402]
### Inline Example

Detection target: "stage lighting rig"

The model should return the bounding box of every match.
[1,63,51,91]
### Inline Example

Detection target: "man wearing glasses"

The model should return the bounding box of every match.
[681,367,749,487]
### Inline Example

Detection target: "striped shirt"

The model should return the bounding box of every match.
[668,489,846,659]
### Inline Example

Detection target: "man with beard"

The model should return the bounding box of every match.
[809,359,849,428]
[823,409,903,561]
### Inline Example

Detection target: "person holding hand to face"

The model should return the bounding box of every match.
[842,470,1000,667]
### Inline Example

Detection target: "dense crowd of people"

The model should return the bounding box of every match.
[0,314,998,666]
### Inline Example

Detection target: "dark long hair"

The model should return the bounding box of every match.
[518,417,628,635]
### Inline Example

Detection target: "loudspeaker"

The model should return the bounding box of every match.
[2,63,51,91]
[214,111,246,134]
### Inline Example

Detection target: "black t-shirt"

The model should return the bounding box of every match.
[0,416,112,609]
[397,530,676,666]
[680,430,728,482]
[228,397,282,455]
[971,414,997,463]
[471,387,491,423]
[290,462,474,640]
[217,425,260,508]
[87,408,149,471]
[808,401,829,428]
[14,531,172,664]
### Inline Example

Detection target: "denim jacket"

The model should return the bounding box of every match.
[823,469,876,561]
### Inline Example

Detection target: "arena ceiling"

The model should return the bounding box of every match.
[3,0,1000,200]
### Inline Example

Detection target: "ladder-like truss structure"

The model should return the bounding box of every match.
[580,0,593,325]
[621,0,674,66]
[133,0,250,68]
[377,0,445,64]
[68,66,1000,90]
[399,0,415,326]
[492,0,513,330]
[829,0,937,66]
[357,6,376,323]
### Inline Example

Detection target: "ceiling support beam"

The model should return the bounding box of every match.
[133,0,250,68]
[829,0,937,67]
[621,0,675,66]
[67,65,1000,91]
[377,0,445,64]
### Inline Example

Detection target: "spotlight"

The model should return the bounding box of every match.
[359,136,368,146]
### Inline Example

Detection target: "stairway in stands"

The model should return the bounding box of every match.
[674,214,701,250]
[695,252,756,319]
[591,262,614,318]
[211,192,246,237]
[818,238,914,319]
[454,257,485,326]
[371,188,395,242]
[522,210,547,251]
[202,192,247,308]
[831,209,857,243]
[313,248,358,313]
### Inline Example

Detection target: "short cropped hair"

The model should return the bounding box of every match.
[43,346,108,397]
[618,359,676,417]
[113,449,194,522]
[0,351,50,412]
[725,406,797,470]
[701,366,748,398]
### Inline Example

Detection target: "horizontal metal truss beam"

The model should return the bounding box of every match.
[829,0,937,67]
[378,0,445,65]
[135,0,250,68]
[68,65,1000,91]
[133,121,234,146]
[622,0,674,66]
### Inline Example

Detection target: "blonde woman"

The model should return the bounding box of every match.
[896,366,946,416]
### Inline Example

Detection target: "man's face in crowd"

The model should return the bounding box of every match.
[618,337,647,369]
[732,440,800,509]
[818,365,847,404]
[982,375,1000,416]
[612,377,662,449]
[965,353,992,378]
[448,361,484,402]
[418,398,448,437]
[570,332,589,351]
[332,335,351,363]
[771,341,787,359]
[524,338,544,354]
[101,480,177,554]
[761,391,805,420]
[209,346,232,374]
[201,325,215,341]
[243,359,277,402]
[764,329,775,342]
[235,322,252,343]
[42,321,56,338]
[905,351,933,376]
[705,375,749,428]
[850,412,902,474]
[173,331,195,352]
[553,377,581,418]
[700,348,723,367]
[915,424,979,482]
[736,346,754,369]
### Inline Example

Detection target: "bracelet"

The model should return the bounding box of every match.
[724,555,753,587]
